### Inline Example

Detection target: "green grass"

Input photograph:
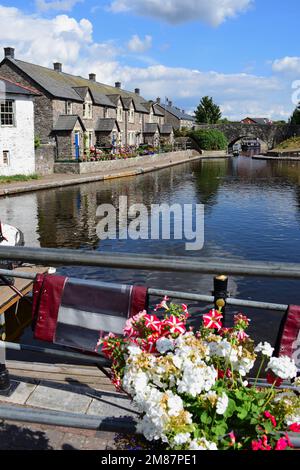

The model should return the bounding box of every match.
[274,137,300,151]
[0,174,39,184]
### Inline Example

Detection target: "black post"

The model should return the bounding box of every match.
[213,275,228,318]
[0,316,12,397]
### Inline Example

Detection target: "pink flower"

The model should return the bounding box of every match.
[144,314,162,333]
[229,432,236,446]
[264,411,277,427]
[154,296,170,311]
[203,309,223,331]
[163,315,186,335]
[252,435,272,451]
[275,436,292,451]
[289,423,300,433]
[234,314,251,327]
[236,330,249,342]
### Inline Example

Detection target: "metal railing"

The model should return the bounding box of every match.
[0,245,299,435]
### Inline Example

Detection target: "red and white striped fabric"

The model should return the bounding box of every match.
[276,305,300,372]
[32,274,148,354]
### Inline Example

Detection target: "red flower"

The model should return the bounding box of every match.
[144,314,162,333]
[266,371,283,387]
[252,435,272,451]
[289,423,300,433]
[234,314,250,327]
[203,309,223,331]
[163,315,186,335]
[275,436,293,451]
[264,411,277,427]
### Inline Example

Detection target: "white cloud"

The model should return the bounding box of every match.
[0,4,294,121]
[109,0,253,26]
[127,34,152,53]
[36,0,83,12]
[272,56,300,75]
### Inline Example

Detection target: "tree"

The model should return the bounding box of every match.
[195,96,222,124]
[290,104,300,125]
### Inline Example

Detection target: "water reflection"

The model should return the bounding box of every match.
[2,156,300,344]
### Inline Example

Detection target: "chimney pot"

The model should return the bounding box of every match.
[54,62,62,72]
[115,81,121,89]
[169,100,173,107]
[135,88,140,95]
[157,97,161,104]
[4,47,15,59]
[89,73,96,82]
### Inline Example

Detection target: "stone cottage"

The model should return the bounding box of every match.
[0,47,174,162]
[0,76,36,176]
[154,98,195,130]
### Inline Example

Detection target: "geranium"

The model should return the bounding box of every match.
[97,300,300,451]
[203,309,223,331]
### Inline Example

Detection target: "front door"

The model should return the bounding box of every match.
[74,131,80,160]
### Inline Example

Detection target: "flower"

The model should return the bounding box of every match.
[163,315,186,335]
[266,371,283,387]
[203,309,223,331]
[154,296,170,311]
[144,314,162,333]
[234,314,251,328]
[216,392,229,415]
[156,337,175,354]
[289,423,300,433]
[252,435,272,451]
[266,356,297,380]
[264,411,277,427]
[189,438,218,450]
[173,433,191,445]
[255,342,274,358]
[275,435,293,451]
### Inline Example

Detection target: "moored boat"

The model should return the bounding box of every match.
[0,221,24,270]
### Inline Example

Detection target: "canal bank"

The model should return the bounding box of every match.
[0,150,227,198]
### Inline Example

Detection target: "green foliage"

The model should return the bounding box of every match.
[189,129,228,150]
[275,136,300,151]
[0,174,39,184]
[34,136,41,149]
[195,96,222,124]
[290,104,300,124]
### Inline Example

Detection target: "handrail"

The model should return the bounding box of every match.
[0,267,288,311]
[1,246,300,278]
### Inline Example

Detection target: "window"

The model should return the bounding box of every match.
[129,107,135,124]
[117,105,123,122]
[65,101,73,115]
[0,100,15,126]
[1,151,10,166]
[104,107,108,119]
[83,99,93,119]
[149,111,153,123]
[139,114,142,125]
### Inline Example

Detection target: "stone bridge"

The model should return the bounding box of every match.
[195,123,300,150]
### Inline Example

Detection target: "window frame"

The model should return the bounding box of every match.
[0,99,15,127]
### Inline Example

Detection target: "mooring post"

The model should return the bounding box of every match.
[0,314,12,396]
[213,275,229,320]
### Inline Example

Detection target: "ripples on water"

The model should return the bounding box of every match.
[2,155,300,345]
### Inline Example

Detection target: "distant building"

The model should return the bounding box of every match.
[0,75,37,176]
[241,117,273,125]
[154,98,195,130]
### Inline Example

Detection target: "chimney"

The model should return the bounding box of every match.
[169,100,173,107]
[54,62,62,72]
[4,47,15,59]
[89,73,96,82]
[115,81,121,89]
[135,88,140,95]
[182,110,185,114]
[157,97,161,104]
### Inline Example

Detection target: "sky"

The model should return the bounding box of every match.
[1,0,300,120]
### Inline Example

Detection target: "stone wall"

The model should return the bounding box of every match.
[54,149,199,174]
[35,143,56,176]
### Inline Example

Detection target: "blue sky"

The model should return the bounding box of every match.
[1,0,300,120]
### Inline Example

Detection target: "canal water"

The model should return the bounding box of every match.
[2,155,300,349]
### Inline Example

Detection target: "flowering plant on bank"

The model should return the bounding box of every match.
[96,298,300,451]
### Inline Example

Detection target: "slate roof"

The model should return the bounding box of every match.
[122,97,133,110]
[53,115,86,132]
[144,123,159,134]
[242,117,272,125]
[95,118,120,132]
[0,76,38,96]
[160,124,173,135]
[158,103,195,122]
[153,104,165,117]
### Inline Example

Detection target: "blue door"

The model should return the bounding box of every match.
[75,132,80,160]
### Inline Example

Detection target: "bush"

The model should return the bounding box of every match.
[189,129,228,150]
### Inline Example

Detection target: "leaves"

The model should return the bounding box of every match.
[194,96,222,124]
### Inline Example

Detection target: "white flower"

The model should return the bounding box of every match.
[216,392,229,415]
[173,433,191,445]
[255,342,274,358]
[156,337,175,354]
[266,356,298,380]
[189,438,218,450]
[286,414,300,426]
[166,391,184,417]
[177,361,217,397]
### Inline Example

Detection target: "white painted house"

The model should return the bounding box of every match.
[0,76,37,176]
